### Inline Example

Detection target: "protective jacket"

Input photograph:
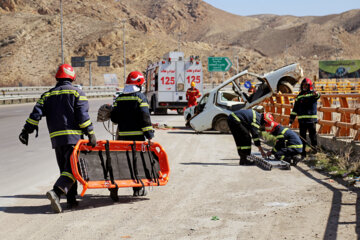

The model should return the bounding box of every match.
[111,91,154,140]
[23,81,94,148]
[271,125,303,154]
[186,87,201,107]
[229,109,262,146]
[290,80,320,124]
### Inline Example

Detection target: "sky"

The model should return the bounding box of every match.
[203,0,359,17]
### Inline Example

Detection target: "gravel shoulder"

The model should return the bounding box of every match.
[0,111,358,240]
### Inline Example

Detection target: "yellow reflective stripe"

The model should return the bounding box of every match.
[276,135,284,139]
[281,128,288,135]
[44,90,80,98]
[79,119,91,128]
[296,93,314,100]
[272,148,277,153]
[252,110,259,128]
[89,130,95,135]
[139,103,149,107]
[61,171,76,182]
[37,99,44,104]
[280,155,285,160]
[113,102,117,107]
[253,138,260,141]
[288,144,303,149]
[290,112,297,115]
[142,126,153,132]
[298,115,318,119]
[116,96,142,103]
[26,118,39,126]
[50,130,83,138]
[237,146,251,150]
[231,112,241,122]
[79,96,88,101]
[118,131,143,136]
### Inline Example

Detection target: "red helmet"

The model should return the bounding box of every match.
[263,112,274,124]
[55,64,76,81]
[301,78,313,91]
[263,113,278,132]
[265,120,279,133]
[126,71,145,86]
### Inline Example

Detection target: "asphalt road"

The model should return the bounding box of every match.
[0,98,358,239]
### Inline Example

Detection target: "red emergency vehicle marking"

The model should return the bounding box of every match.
[161,76,175,85]
[187,75,201,83]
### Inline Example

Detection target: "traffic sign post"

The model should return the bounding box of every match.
[208,57,232,72]
[71,56,111,87]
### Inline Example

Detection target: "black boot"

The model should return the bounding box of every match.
[66,195,78,209]
[109,188,119,202]
[133,187,147,196]
[239,157,247,165]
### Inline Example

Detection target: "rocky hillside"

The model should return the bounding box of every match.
[0,0,359,87]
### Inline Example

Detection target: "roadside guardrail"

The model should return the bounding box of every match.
[0,86,118,105]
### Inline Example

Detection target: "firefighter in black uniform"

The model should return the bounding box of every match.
[19,64,96,213]
[263,113,303,165]
[227,108,266,165]
[110,71,154,198]
[289,78,320,159]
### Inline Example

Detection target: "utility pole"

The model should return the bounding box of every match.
[177,32,182,52]
[122,19,126,85]
[60,0,64,64]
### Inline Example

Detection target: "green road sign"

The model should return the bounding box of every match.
[208,57,232,72]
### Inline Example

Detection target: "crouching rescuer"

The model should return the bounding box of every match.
[264,113,303,165]
[18,64,96,213]
[227,107,266,165]
[110,71,154,199]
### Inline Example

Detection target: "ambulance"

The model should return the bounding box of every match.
[144,52,203,114]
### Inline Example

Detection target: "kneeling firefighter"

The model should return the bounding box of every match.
[19,64,96,213]
[264,113,303,164]
[227,107,266,165]
[110,71,154,199]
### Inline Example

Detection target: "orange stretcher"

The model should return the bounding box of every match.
[70,139,170,196]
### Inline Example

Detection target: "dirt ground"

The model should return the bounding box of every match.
[0,109,359,239]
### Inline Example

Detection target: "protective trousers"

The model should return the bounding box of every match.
[274,148,302,161]
[228,117,252,159]
[53,144,77,202]
[299,122,317,157]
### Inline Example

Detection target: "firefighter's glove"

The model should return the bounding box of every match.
[19,129,29,146]
[266,151,272,157]
[88,134,97,148]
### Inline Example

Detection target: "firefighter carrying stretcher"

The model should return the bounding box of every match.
[186,81,201,108]
[19,64,96,213]
[110,71,155,200]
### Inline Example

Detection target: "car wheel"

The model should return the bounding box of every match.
[214,116,230,133]
[278,81,293,93]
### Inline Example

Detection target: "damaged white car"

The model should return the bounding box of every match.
[184,63,303,133]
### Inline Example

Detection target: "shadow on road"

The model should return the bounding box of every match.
[181,162,240,167]
[295,165,360,240]
[0,194,148,214]
[168,131,230,135]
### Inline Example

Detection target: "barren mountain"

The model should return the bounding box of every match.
[0,0,359,87]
